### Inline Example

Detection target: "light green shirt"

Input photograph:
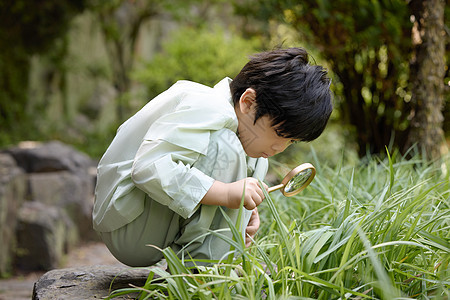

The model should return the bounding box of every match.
[93,78,268,232]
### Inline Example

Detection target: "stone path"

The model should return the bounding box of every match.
[0,242,123,300]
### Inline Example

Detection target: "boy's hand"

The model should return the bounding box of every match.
[245,207,260,247]
[225,178,268,210]
[201,178,268,210]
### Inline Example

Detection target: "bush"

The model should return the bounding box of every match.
[132,26,260,101]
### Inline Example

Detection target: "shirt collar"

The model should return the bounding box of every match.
[214,77,233,107]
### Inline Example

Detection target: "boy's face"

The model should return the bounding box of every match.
[236,89,296,158]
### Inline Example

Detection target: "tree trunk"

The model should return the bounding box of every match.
[407,0,447,160]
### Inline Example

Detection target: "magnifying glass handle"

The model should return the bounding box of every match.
[268,184,284,193]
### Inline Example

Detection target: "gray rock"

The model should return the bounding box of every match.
[28,171,95,241]
[2,140,96,174]
[32,265,154,300]
[29,171,91,213]
[15,201,77,271]
[0,153,27,276]
[3,140,99,242]
[1,141,101,274]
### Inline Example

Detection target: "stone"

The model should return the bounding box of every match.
[2,140,96,175]
[15,201,77,271]
[28,171,95,241]
[2,140,99,242]
[0,141,104,275]
[32,265,154,300]
[0,153,27,277]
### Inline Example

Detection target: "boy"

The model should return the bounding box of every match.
[93,47,332,267]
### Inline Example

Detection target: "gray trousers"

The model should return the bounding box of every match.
[99,129,267,267]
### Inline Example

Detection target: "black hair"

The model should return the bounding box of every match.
[230,47,333,142]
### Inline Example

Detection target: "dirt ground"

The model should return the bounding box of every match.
[0,242,124,300]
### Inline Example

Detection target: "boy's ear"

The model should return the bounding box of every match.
[239,88,257,114]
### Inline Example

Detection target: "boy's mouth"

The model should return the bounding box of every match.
[262,152,270,158]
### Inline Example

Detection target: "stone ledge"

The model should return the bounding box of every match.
[32,265,155,300]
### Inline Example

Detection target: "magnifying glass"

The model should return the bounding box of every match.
[267,163,316,197]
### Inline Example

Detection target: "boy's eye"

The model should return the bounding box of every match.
[275,130,283,137]
[290,139,298,144]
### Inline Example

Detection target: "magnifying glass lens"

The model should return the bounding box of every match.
[284,169,313,193]
[267,163,316,197]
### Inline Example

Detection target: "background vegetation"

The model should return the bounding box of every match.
[0,0,448,161]
[0,1,448,298]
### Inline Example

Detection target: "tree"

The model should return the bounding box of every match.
[407,0,448,160]
[90,0,234,121]
[89,0,162,121]
[0,0,86,143]
[234,0,448,158]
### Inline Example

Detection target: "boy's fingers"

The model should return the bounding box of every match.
[245,229,255,246]
[261,182,269,191]
[246,227,257,238]
[245,209,260,247]
[246,221,259,235]
[252,191,264,207]
[242,179,266,209]
[244,198,257,210]
[247,211,259,226]
[254,196,263,207]
[252,183,265,201]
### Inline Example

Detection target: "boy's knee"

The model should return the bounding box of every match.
[119,248,164,267]
[100,231,164,267]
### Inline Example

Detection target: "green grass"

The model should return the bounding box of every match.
[106,152,449,299]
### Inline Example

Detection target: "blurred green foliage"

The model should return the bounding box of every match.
[0,1,86,54]
[0,0,447,163]
[133,26,260,101]
[0,0,87,144]
[234,0,449,157]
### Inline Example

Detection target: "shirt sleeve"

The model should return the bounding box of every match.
[131,92,237,219]
[131,140,214,219]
